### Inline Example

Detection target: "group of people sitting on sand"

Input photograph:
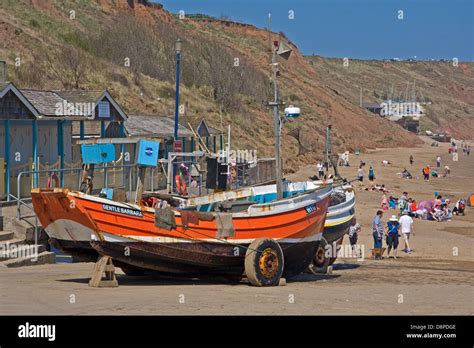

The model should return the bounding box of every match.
[380,191,466,222]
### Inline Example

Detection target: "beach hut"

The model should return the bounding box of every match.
[0,81,127,200]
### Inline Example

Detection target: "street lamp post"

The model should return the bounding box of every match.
[173,38,182,140]
[172,38,182,193]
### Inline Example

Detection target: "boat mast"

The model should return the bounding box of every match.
[268,13,283,200]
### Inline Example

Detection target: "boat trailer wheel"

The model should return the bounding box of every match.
[258,248,279,278]
[307,237,330,274]
[245,238,284,287]
[313,238,328,268]
[314,245,326,266]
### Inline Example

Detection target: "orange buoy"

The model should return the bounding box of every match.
[175,175,187,196]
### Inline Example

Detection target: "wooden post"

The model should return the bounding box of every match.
[181,136,186,162]
[79,120,85,140]
[88,256,118,288]
[0,158,4,200]
[100,120,106,138]
[134,166,146,205]
[190,137,195,162]
[4,120,10,200]
[57,120,64,187]
[32,120,38,188]
[0,199,3,231]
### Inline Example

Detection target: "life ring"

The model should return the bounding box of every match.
[47,172,60,188]
[175,175,188,195]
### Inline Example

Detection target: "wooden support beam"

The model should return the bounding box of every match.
[134,166,146,205]
[88,256,118,288]
[187,122,210,153]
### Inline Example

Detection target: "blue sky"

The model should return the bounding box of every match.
[157,0,474,61]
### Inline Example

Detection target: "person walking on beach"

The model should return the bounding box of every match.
[423,164,430,182]
[386,215,400,259]
[467,145,471,156]
[317,161,324,179]
[436,156,441,168]
[357,165,364,186]
[372,210,384,250]
[409,155,414,166]
[368,165,375,183]
[399,211,414,254]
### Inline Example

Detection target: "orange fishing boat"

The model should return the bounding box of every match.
[32,186,332,286]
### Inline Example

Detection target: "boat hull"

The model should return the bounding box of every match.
[324,189,355,243]
[90,238,320,278]
[323,216,354,244]
[32,185,354,268]
[82,188,330,279]
[49,238,97,262]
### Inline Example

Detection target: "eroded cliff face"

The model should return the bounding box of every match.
[6,0,463,171]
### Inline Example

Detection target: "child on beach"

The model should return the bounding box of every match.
[348,219,361,258]
[386,215,400,259]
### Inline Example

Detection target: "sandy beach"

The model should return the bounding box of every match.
[0,137,473,315]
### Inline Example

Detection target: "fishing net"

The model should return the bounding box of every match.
[287,127,312,156]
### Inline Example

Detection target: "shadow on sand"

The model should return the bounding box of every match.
[58,268,355,286]
[58,274,247,287]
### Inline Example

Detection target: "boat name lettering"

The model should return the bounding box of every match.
[102,204,143,217]
[305,204,317,214]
